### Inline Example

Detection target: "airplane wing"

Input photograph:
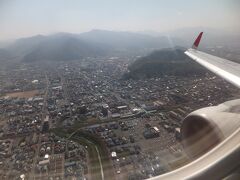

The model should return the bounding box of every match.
[185,32,240,88]
[150,33,240,180]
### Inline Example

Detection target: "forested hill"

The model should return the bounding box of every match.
[123,48,207,79]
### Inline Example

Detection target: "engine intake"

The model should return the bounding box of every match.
[181,99,240,159]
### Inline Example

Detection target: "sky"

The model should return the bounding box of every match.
[0,0,239,40]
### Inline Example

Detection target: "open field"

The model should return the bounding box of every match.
[4,90,39,98]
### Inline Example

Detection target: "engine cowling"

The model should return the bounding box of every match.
[181,99,240,159]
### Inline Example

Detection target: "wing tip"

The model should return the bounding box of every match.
[192,32,203,49]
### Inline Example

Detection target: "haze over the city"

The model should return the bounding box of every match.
[0,0,239,41]
[1,1,240,180]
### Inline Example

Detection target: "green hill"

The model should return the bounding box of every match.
[124,48,207,79]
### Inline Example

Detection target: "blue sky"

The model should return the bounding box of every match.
[0,0,239,40]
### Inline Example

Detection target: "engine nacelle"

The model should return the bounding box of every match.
[181,99,240,159]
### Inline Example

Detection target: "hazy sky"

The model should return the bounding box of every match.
[0,0,239,40]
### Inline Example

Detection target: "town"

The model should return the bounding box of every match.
[0,56,239,180]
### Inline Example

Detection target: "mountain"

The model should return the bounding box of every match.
[123,47,207,79]
[1,30,186,62]
[0,49,13,61]
[78,29,183,50]
[9,35,46,54]
[139,27,240,50]
[23,35,107,62]
[1,29,239,63]
[2,33,109,62]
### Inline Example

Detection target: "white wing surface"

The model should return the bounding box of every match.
[185,32,240,88]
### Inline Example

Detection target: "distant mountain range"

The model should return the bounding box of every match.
[22,35,107,62]
[123,48,207,79]
[139,27,240,48]
[0,30,185,62]
[0,28,239,63]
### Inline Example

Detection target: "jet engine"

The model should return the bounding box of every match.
[181,99,240,159]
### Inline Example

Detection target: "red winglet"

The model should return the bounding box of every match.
[192,32,203,49]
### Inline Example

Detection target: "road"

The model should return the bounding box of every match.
[85,138,105,180]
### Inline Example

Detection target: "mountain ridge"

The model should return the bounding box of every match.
[0,29,239,63]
